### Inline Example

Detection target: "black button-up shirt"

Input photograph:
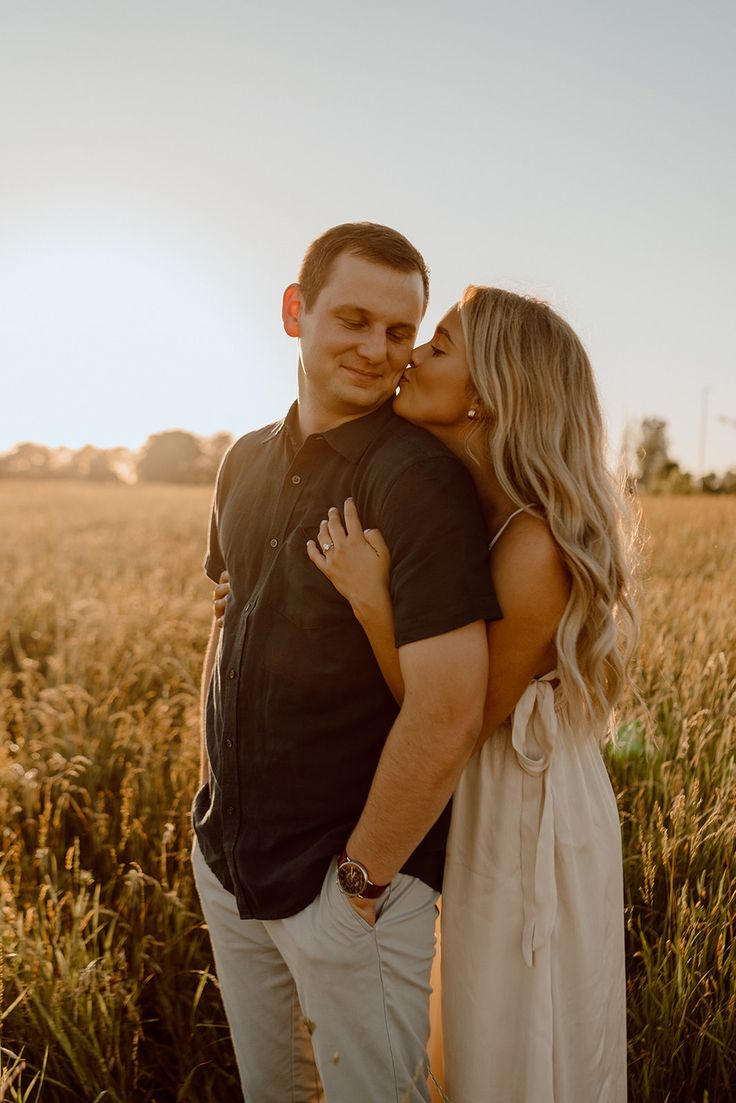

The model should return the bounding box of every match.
[193,399,500,919]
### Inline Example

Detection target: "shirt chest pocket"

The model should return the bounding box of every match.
[257,527,374,695]
[262,525,354,630]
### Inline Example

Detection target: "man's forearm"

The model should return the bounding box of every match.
[199,620,221,787]
[346,620,488,886]
[347,702,483,885]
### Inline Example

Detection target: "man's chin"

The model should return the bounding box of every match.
[341,381,397,408]
[328,391,392,421]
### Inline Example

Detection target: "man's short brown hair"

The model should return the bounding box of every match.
[298,222,430,312]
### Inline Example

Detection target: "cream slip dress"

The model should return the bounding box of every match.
[439,508,627,1103]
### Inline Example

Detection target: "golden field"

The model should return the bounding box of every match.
[0,481,734,1102]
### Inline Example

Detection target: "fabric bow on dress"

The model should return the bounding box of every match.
[511,673,559,967]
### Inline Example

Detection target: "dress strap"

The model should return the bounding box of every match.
[488,507,529,550]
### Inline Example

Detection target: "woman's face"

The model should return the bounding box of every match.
[393,304,475,435]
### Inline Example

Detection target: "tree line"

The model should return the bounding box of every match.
[1,419,734,491]
[0,430,233,485]
[633,418,736,494]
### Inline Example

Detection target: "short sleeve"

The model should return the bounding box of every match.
[203,450,229,583]
[379,456,502,648]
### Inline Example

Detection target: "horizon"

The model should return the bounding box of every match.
[3,408,734,481]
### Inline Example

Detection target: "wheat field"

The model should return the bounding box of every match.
[0,480,734,1102]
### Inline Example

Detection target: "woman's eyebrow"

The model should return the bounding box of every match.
[435,325,455,345]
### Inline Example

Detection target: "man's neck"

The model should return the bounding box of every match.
[296,395,382,441]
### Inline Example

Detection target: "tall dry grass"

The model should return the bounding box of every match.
[610,496,736,1100]
[0,481,734,1101]
[0,480,235,1102]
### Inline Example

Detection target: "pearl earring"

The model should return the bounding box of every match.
[467,408,477,420]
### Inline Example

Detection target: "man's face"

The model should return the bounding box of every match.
[284,252,425,426]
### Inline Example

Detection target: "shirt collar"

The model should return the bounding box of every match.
[274,399,397,464]
[321,400,396,462]
[262,403,302,454]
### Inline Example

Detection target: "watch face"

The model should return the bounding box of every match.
[337,860,368,897]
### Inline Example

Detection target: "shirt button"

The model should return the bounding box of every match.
[291,474,301,485]
[270,538,279,548]
[226,805,235,816]
[228,669,236,679]
[225,738,233,748]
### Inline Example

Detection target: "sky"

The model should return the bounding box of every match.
[1,0,735,474]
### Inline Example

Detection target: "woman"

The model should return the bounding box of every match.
[214,287,637,1102]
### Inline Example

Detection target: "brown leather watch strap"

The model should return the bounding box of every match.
[337,850,390,899]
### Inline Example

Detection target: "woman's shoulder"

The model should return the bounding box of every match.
[492,510,559,559]
[491,512,570,615]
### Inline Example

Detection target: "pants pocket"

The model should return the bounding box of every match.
[324,856,389,935]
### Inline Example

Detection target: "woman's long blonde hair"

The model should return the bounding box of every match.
[459,285,638,734]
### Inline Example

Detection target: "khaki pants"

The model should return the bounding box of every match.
[193,839,439,1102]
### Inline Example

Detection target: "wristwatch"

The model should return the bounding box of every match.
[336,850,390,899]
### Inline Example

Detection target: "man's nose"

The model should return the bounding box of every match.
[356,327,388,364]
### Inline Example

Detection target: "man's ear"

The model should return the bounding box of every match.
[282,283,303,338]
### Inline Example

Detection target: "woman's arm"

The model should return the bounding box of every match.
[306,499,405,704]
[219,506,570,742]
[476,514,571,748]
[306,505,571,729]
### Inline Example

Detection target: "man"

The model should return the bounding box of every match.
[192,222,499,1101]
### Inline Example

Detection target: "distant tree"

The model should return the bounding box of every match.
[179,432,234,483]
[718,470,736,494]
[1,432,230,484]
[65,445,121,482]
[0,442,52,478]
[636,419,670,488]
[633,418,736,494]
[106,447,137,484]
[660,464,695,494]
[198,431,233,481]
[137,430,206,483]
[635,419,695,493]
[700,472,722,494]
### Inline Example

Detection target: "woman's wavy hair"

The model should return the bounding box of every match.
[458,285,639,734]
